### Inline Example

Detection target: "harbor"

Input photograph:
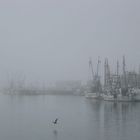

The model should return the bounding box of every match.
[85,56,140,102]
[1,0,140,139]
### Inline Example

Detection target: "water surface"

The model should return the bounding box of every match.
[0,95,140,140]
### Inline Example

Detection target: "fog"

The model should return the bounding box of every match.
[0,0,140,87]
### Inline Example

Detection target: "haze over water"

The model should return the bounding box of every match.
[0,0,140,139]
[0,94,140,140]
[0,0,140,87]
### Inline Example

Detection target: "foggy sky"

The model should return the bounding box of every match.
[0,0,140,86]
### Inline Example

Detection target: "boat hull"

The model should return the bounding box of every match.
[85,92,103,99]
[103,94,140,102]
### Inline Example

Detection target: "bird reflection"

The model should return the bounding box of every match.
[53,130,58,140]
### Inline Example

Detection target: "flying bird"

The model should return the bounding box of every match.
[53,118,58,124]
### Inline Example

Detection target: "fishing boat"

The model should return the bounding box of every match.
[103,89,140,102]
[85,58,102,99]
[103,56,140,102]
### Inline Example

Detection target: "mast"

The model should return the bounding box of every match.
[117,60,119,77]
[89,57,94,81]
[104,58,107,88]
[116,60,120,88]
[97,56,101,77]
[139,65,140,88]
[104,58,111,90]
[96,57,101,92]
[123,55,127,88]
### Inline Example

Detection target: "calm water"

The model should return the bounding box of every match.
[0,94,140,140]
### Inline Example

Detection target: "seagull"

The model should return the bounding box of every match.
[53,118,58,124]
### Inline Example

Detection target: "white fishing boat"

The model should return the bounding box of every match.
[103,88,140,102]
[85,93,97,98]
[85,92,103,99]
[85,57,102,100]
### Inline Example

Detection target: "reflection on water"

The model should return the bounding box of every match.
[53,130,58,140]
[86,99,140,140]
[106,102,140,140]
[0,95,140,140]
